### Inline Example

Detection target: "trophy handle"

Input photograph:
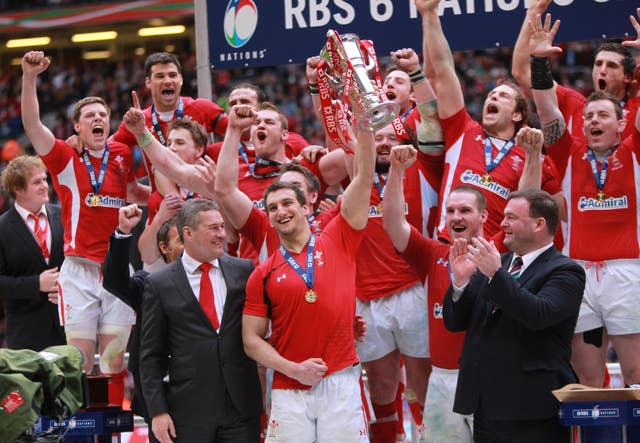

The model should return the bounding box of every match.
[360,40,377,74]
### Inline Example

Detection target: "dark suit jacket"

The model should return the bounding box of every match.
[102,232,150,420]
[0,204,66,351]
[140,255,262,428]
[443,246,585,421]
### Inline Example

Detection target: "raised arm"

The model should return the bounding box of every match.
[516,127,544,191]
[21,51,55,156]
[340,125,375,230]
[415,0,464,118]
[382,145,417,252]
[122,92,214,198]
[511,0,553,90]
[622,7,640,101]
[213,105,256,230]
[126,180,150,205]
[103,204,143,305]
[138,193,182,266]
[420,3,436,90]
[528,13,566,146]
[391,47,444,155]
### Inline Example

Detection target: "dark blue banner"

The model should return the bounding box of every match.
[209,0,638,69]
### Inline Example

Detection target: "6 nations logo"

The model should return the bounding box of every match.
[224,0,258,48]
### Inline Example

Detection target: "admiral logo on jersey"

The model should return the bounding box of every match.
[84,194,126,208]
[368,202,409,218]
[578,195,629,212]
[460,169,510,199]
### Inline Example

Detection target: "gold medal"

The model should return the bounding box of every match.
[481,174,492,185]
[304,289,318,303]
[90,195,101,207]
[596,191,606,203]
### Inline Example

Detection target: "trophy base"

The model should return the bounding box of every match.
[359,101,399,130]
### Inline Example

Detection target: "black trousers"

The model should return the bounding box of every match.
[172,392,260,443]
[174,415,260,443]
[473,411,569,443]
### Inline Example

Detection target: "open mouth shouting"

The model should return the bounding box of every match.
[255,130,268,142]
[161,88,176,99]
[385,90,397,101]
[486,103,499,115]
[590,127,604,137]
[597,79,607,91]
[92,125,105,137]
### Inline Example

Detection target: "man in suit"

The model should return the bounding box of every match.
[140,198,262,443]
[103,203,180,441]
[0,155,65,351]
[444,189,585,443]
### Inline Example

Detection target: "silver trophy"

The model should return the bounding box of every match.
[320,30,398,130]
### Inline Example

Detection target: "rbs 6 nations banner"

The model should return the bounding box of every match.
[209,0,638,69]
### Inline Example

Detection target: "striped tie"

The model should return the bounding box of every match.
[28,212,50,260]
[509,256,523,279]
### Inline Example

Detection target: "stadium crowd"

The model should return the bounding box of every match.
[1,0,640,442]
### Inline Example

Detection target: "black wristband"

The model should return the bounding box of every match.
[409,68,426,84]
[309,82,319,95]
[530,56,554,90]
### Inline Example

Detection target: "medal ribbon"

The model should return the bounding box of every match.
[238,142,250,164]
[279,235,316,290]
[249,157,282,179]
[484,137,514,175]
[82,142,110,196]
[587,149,610,194]
[150,97,184,146]
[373,173,386,199]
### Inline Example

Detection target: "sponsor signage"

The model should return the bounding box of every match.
[209,0,638,69]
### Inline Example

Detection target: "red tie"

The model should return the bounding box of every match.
[198,263,219,329]
[28,212,49,260]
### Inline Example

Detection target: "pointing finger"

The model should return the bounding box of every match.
[131,90,141,110]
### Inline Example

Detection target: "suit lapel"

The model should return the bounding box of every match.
[217,255,235,332]
[8,208,46,266]
[487,247,556,320]
[516,246,556,287]
[46,204,64,265]
[171,260,218,334]
[501,252,513,270]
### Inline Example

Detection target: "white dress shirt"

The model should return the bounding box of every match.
[15,202,51,261]
[181,251,227,330]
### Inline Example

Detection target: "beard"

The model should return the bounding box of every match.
[375,159,390,174]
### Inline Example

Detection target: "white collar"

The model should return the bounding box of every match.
[511,243,554,275]
[14,202,47,223]
[181,250,220,275]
